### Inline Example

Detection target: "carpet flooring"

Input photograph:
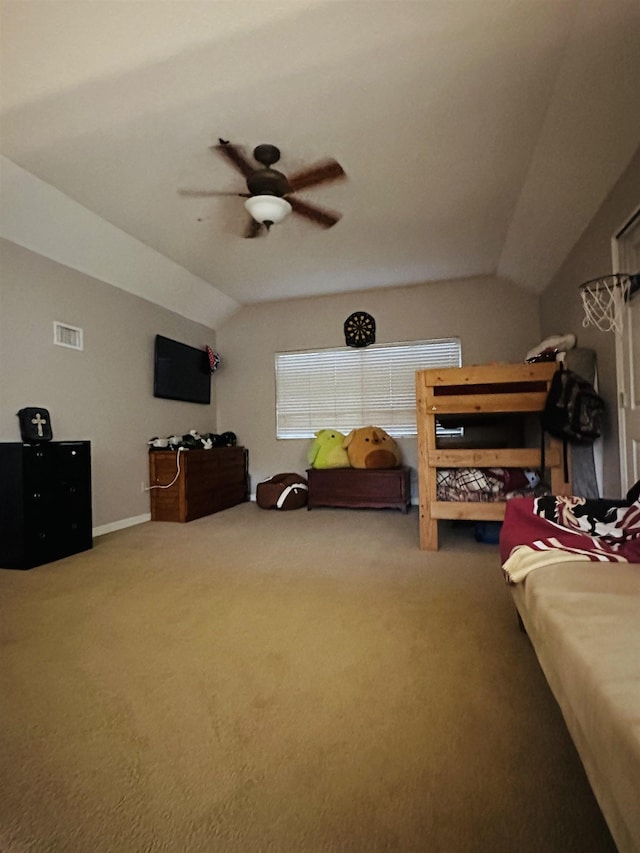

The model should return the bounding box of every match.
[0,505,615,852]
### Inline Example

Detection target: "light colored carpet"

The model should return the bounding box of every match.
[0,505,615,852]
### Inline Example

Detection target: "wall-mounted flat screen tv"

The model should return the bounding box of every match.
[153,334,211,404]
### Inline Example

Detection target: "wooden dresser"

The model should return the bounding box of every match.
[149,447,248,522]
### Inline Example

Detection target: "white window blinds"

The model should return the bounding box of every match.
[275,338,461,439]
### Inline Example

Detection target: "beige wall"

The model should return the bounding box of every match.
[539,146,640,497]
[0,239,217,530]
[216,276,540,498]
[7,139,634,530]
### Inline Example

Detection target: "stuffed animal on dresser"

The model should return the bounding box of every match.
[343,426,401,469]
[307,429,351,469]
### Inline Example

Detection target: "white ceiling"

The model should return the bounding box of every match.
[1,0,639,317]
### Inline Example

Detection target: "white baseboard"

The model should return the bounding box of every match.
[93,513,151,537]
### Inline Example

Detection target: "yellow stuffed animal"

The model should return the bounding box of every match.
[343,426,402,469]
[307,429,351,469]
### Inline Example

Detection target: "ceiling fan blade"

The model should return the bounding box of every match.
[244,216,263,239]
[213,139,255,179]
[287,159,346,193]
[288,196,342,228]
[179,189,250,198]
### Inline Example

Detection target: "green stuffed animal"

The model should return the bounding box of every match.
[307,429,351,469]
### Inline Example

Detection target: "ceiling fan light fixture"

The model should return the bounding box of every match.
[244,195,292,230]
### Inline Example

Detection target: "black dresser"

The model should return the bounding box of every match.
[0,441,93,570]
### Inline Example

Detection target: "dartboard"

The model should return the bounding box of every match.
[344,311,376,348]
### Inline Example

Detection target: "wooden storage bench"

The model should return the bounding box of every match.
[306,466,411,512]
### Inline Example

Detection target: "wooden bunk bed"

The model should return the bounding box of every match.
[416,362,569,550]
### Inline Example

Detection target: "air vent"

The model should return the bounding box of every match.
[53,321,83,351]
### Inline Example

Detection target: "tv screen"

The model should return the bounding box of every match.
[153,335,211,404]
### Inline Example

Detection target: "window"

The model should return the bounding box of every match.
[275,338,461,439]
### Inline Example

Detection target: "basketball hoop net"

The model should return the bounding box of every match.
[579,273,635,335]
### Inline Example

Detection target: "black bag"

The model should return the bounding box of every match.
[541,365,604,443]
[17,407,53,442]
[541,365,604,482]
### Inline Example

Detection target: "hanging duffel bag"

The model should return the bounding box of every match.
[256,473,308,510]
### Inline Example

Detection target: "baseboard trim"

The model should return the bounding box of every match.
[93,513,151,537]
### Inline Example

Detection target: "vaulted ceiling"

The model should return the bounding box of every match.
[1,0,639,324]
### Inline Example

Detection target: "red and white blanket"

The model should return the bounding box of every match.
[500,495,640,584]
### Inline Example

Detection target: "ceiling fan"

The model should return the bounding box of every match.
[180,139,346,238]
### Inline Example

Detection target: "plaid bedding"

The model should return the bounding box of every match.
[436,468,544,503]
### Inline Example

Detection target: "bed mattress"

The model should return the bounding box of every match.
[511,560,640,853]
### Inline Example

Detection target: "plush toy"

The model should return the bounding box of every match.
[307,429,351,469]
[199,432,225,450]
[148,436,169,449]
[180,430,202,449]
[201,433,225,447]
[343,426,401,469]
[485,468,540,492]
[153,431,220,451]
